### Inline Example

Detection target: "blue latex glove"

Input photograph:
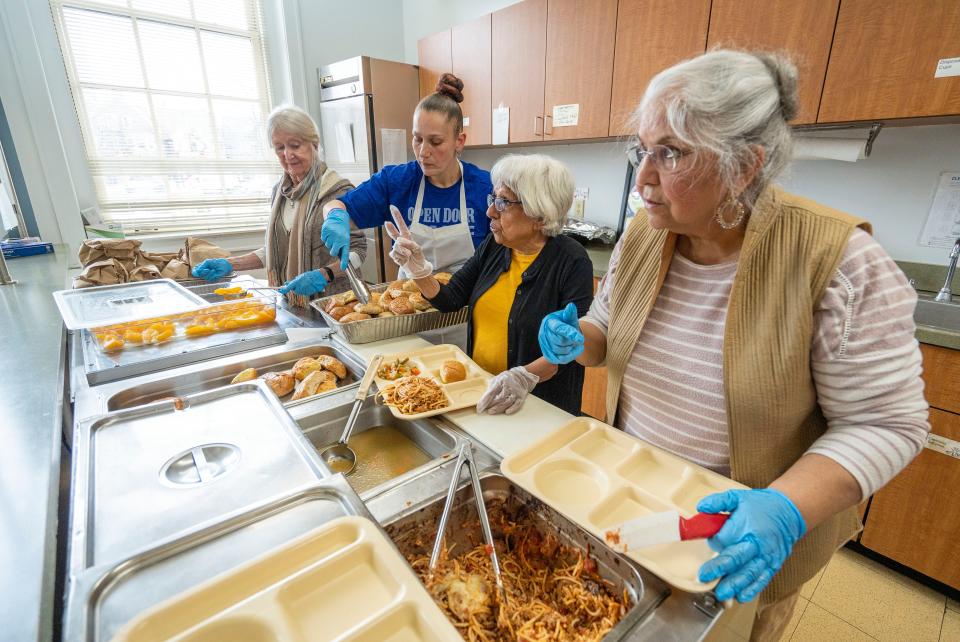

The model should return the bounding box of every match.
[278,270,328,296]
[320,208,351,270]
[538,302,584,365]
[191,258,232,281]
[697,489,807,603]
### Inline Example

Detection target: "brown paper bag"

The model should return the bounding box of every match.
[137,250,179,272]
[128,264,162,282]
[160,258,191,280]
[73,258,129,288]
[184,237,230,268]
[100,239,141,259]
[78,240,107,266]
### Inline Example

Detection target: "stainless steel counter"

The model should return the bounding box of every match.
[0,247,70,642]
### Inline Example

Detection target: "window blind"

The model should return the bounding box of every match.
[50,0,275,236]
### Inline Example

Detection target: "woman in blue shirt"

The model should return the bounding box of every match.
[317,74,492,288]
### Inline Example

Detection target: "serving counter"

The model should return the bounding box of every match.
[6,265,757,641]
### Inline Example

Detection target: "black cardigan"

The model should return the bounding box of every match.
[427,234,594,415]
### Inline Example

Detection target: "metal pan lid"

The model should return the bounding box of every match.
[53,279,207,330]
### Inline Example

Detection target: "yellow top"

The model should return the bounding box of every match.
[472,249,541,375]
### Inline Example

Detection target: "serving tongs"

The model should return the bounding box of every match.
[429,440,506,602]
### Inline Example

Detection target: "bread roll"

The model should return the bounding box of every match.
[379,290,394,306]
[378,310,396,318]
[333,290,357,306]
[402,279,420,292]
[292,357,322,381]
[329,306,355,321]
[388,297,415,315]
[323,298,340,313]
[409,293,432,311]
[231,367,257,384]
[388,279,406,291]
[354,302,384,315]
[440,360,467,383]
[317,354,348,379]
[338,312,371,324]
[434,272,452,284]
[261,371,295,396]
[367,291,382,305]
[291,370,338,400]
[387,288,408,300]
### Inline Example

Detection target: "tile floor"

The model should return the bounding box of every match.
[779,547,958,642]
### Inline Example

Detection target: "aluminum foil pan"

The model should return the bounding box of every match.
[310,285,468,344]
[562,217,617,244]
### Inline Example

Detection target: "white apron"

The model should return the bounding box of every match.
[401,161,475,277]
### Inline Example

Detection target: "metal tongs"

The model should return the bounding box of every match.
[430,440,506,601]
[344,251,371,305]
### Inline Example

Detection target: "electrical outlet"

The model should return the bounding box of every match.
[572,187,589,219]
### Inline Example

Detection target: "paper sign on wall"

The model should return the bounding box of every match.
[463,116,471,127]
[380,128,407,167]
[934,57,960,78]
[918,172,960,249]
[492,105,509,145]
[552,103,579,127]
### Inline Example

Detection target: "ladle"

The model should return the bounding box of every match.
[319,354,382,475]
[429,440,506,601]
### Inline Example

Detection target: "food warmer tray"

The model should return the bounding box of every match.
[78,297,307,386]
[64,476,374,642]
[311,284,468,345]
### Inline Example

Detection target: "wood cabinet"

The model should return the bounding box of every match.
[417,30,451,100]
[706,0,839,125]
[542,0,618,141]
[859,343,960,590]
[860,407,960,589]
[492,0,547,144]
[819,0,960,122]
[452,15,492,146]
[610,0,710,136]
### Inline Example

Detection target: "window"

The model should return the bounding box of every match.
[51,0,275,236]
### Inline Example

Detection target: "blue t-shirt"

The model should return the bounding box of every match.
[339,160,492,249]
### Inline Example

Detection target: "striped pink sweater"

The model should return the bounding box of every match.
[584,228,929,497]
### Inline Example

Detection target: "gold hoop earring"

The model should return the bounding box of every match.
[715,197,746,230]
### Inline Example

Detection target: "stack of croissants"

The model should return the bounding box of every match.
[229,354,349,401]
[320,274,452,323]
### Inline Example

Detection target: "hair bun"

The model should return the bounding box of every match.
[435,73,464,103]
[756,53,799,121]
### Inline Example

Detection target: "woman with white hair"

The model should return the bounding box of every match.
[192,105,366,301]
[387,153,593,415]
[539,51,928,639]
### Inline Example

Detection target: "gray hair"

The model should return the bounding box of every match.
[636,49,798,209]
[266,104,322,151]
[490,154,574,236]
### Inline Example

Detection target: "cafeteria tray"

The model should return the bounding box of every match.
[64,477,373,642]
[311,284,468,345]
[67,380,331,576]
[78,300,306,386]
[373,344,491,420]
[53,279,207,330]
[500,417,748,593]
[111,515,462,642]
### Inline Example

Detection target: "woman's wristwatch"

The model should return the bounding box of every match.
[321,266,335,281]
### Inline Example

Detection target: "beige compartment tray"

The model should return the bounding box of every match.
[373,344,491,420]
[112,515,461,642]
[500,417,748,593]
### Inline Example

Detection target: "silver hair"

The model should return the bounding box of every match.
[266,104,323,154]
[491,154,574,237]
[635,49,798,209]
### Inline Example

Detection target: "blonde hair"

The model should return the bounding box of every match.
[267,104,321,150]
[491,154,574,236]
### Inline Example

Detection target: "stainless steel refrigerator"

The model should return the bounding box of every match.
[318,56,420,284]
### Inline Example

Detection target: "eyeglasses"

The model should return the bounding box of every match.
[487,194,522,213]
[626,142,689,172]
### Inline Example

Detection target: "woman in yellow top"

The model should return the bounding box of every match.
[386,154,594,415]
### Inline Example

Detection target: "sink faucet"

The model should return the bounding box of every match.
[934,237,960,303]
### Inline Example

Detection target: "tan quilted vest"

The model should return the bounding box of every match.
[605,186,870,604]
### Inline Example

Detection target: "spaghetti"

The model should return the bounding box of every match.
[378,375,449,415]
[395,499,630,641]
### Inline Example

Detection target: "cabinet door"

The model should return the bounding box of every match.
[610,0,710,137]
[819,0,960,122]
[417,30,452,100]
[492,0,547,144]
[542,0,618,141]
[707,0,839,125]
[452,15,492,146]
[860,408,960,590]
[920,343,960,415]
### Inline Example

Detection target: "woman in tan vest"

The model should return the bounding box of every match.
[539,50,929,640]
